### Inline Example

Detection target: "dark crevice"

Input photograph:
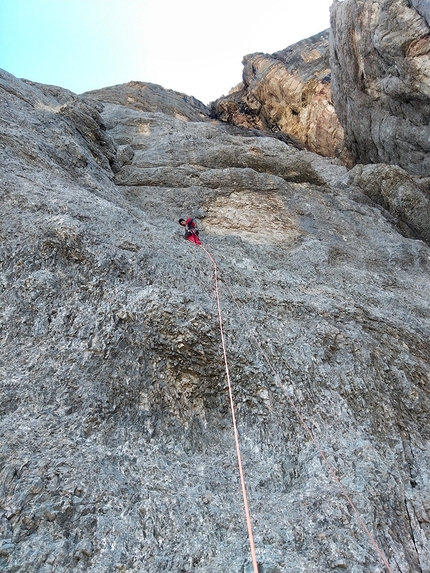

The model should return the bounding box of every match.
[403,499,424,573]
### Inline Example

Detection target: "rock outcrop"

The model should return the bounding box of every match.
[211,30,349,162]
[1,65,430,573]
[330,0,430,176]
[348,164,430,244]
[85,81,210,122]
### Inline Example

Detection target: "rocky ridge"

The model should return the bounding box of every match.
[1,8,430,573]
[211,30,348,162]
[85,80,210,122]
[211,0,430,248]
[212,0,430,182]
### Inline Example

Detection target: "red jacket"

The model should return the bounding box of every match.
[184,218,201,244]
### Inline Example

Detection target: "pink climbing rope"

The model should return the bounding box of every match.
[199,243,259,573]
[197,242,394,573]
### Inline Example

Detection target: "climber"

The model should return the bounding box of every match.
[179,217,201,245]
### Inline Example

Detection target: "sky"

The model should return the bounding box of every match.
[0,0,334,105]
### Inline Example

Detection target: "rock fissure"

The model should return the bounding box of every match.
[403,499,424,573]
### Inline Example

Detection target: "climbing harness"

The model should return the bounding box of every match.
[180,217,202,245]
[193,240,394,573]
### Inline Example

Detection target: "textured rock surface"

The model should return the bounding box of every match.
[348,163,430,244]
[330,0,430,176]
[85,81,210,122]
[1,66,430,573]
[211,31,349,162]
[411,0,430,25]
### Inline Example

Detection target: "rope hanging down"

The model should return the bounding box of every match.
[197,242,394,573]
[199,244,259,573]
[220,277,394,573]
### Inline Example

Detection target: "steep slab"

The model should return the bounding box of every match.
[1,68,430,573]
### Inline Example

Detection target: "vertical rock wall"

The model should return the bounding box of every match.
[330,0,430,176]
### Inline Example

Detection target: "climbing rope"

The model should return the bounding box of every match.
[196,241,394,573]
[221,279,394,573]
[198,243,259,573]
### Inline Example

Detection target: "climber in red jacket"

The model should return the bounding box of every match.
[179,217,201,245]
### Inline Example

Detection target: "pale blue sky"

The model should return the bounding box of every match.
[0,0,334,104]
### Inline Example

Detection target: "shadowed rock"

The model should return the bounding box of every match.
[330,0,430,176]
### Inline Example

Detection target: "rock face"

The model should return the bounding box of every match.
[85,81,210,122]
[211,31,349,162]
[1,64,430,573]
[348,164,430,244]
[330,0,430,176]
[411,0,430,25]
